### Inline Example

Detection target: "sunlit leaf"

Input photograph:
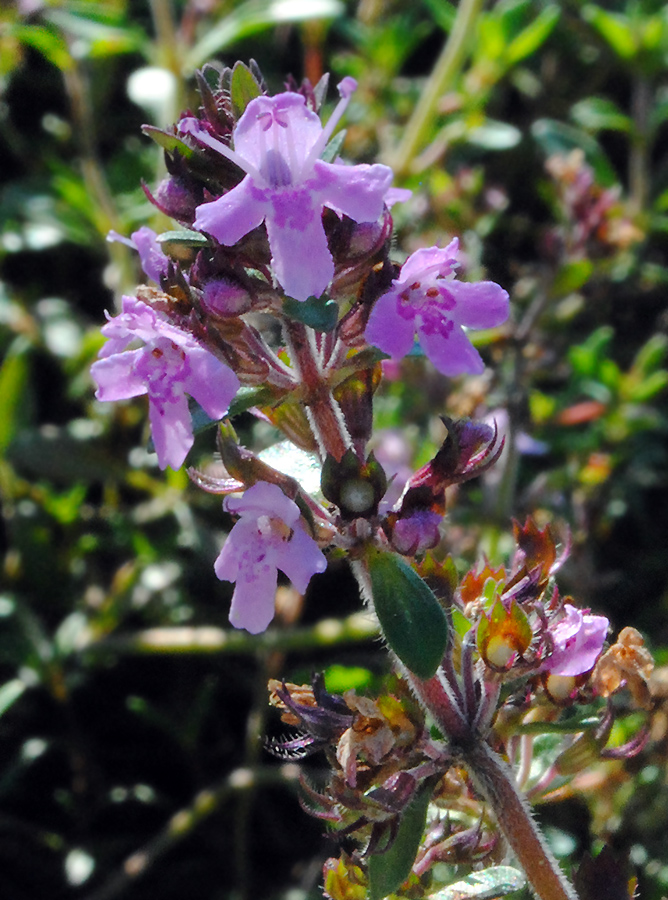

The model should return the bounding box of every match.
[229,60,263,120]
[186,0,344,72]
[366,549,448,679]
[505,5,560,66]
[429,865,526,899]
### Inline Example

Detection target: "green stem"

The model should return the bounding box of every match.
[386,0,485,177]
[82,612,378,656]
[628,74,652,216]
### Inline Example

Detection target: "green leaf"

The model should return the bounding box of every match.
[422,0,457,33]
[229,61,263,120]
[283,295,339,332]
[0,338,30,457]
[368,780,433,900]
[571,97,631,134]
[142,126,196,159]
[551,259,594,297]
[582,6,636,60]
[321,130,347,164]
[11,24,72,71]
[428,865,526,899]
[532,118,618,186]
[505,5,560,66]
[366,549,448,679]
[227,385,279,417]
[186,0,344,72]
[157,229,210,249]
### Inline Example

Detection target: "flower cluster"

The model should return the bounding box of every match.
[90,61,653,900]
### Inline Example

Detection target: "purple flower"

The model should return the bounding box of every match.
[215,482,327,634]
[91,296,239,470]
[365,239,509,376]
[107,227,170,284]
[547,604,609,676]
[181,78,394,302]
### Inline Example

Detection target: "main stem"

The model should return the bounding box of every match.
[401,664,580,900]
[466,742,580,900]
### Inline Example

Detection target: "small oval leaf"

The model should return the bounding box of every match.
[366,549,448,679]
[368,780,433,900]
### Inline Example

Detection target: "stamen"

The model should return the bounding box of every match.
[302,77,358,173]
[178,117,264,184]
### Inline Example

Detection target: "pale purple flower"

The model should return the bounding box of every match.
[91,296,239,470]
[547,604,609,676]
[365,239,509,376]
[107,227,170,283]
[180,78,395,302]
[215,482,327,634]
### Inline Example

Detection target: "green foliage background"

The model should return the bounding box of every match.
[1,1,668,898]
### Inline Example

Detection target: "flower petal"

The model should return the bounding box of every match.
[418,322,485,376]
[228,569,279,634]
[445,280,510,329]
[91,349,148,401]
[316,160,393,224]
[365,290,416,359]
[234,92,322,173]
[225,482,301,527]
[193,178,266,246]
[148,393,193,470]
[265,196,333,300]
[278,526,327,593]
[400,240,459,283]
[183,346,240,420]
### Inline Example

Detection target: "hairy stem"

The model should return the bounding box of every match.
[465,742,580,900]
[283,319,353,461]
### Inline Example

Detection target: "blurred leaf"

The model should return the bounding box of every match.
[10,24,72,71]
[582,6,636,60]
[428,865,526,899]
[324,664,373,692]
[43,9,145,58]
[186,0,345,72]
[0,679,26,718]
[0,338,30,456]
[568,326,614,378]
[532,118,617,186]
[571,97,632,134]
[624,370,668,403]
[368,780,432,900]
[631,333,668,376]
[505,5,560,66]
[366,549,448,679]
[422,0,457,32]
[551,259,594,297]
